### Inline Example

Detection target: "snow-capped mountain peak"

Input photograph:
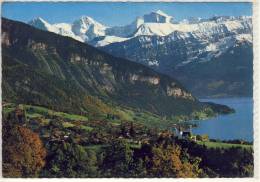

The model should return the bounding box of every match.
[29,17,47,24]
[71,16,107,41]
[155,10,170,16]
[143,10,173,23]
[28,17,52,31]
[76,16,105,28]
[28,17,84,42]
[80,16,95,23]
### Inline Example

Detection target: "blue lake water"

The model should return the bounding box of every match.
[189,98,253,142]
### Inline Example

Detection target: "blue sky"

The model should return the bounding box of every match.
[2,2,252,26]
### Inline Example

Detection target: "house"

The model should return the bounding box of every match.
[172,125,196,141]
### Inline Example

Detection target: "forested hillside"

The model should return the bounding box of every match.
[2,18,232,118]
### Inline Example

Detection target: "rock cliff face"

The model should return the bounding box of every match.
[129,74,160,85]
[4,18,222,117]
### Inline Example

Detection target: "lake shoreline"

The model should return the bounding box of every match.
[182,97,253,142]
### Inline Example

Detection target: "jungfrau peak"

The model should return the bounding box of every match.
[143,10,173,23]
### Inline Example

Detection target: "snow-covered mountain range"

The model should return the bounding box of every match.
[29,10,252,63]
[29,10,176,45]
[28,10,253,97]
[29,10,252,44]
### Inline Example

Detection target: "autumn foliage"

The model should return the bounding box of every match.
[3,123,46,177]
[147,145,197,177]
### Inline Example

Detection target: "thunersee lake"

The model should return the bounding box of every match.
[190,98,253,142]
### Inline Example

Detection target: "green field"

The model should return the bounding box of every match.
[4,103,252,152]
[197,141,252,149]
[2,102,220,131]
[3,103,89,122]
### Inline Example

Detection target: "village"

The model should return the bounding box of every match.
[8,104,211,149]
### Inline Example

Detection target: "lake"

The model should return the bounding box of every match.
[189,98,253,142]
